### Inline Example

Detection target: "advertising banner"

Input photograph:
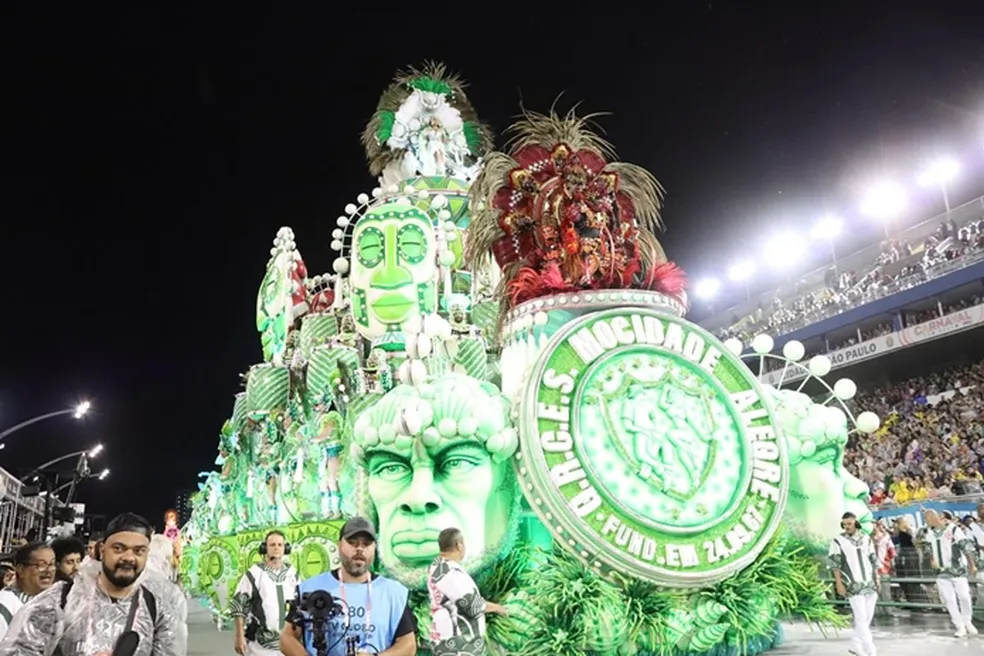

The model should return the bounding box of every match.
[873,499,981,531]
[761,304,984,386]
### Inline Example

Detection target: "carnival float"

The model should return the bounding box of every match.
[181,63,882,655]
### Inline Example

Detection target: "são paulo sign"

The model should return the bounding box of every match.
[516,308,788,586]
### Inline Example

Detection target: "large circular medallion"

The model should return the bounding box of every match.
[516,308,788,586]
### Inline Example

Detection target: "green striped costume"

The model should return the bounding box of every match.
[827,532,878,596]
[921,524,976,579]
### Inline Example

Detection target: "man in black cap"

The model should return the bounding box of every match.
[0,512,188,655]
[281,516,416,656]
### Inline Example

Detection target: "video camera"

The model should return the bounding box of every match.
[288,590,351,656]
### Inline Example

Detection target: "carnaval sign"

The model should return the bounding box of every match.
[518,308,788,586]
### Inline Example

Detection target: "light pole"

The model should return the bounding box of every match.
[0,402,91,444]
[861,183,907,239]
[918,157,959,213]
[810,215,843,263]
[27,444,103,476]
[43,468,109,504]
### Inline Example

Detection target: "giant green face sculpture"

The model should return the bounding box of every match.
[769,388,873,547]
[351,374,520,587]
[350,202,438,341]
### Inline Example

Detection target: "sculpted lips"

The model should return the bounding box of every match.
[371,293,414,322]
[391,529,440,562]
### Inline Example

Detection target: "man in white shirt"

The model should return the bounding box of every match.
[922,510,979,638]
[828,512,878,656]
[231,530,298,655]
[0,542,55,640]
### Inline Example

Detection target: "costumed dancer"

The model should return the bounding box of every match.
[163,509,182,581]
[311,411,344,520]
[922,509,979,638]
[231,531,298,656]
[827,512,878,656]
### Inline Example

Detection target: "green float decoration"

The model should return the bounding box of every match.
[182,63,881,654]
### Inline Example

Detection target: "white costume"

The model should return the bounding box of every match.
[923,523,978,637]
[0,586,31,641]
[828,531,878,656]
[229,562,298,655]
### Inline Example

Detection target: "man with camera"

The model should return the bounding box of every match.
[231,530,299,655]
[281,517,416,656]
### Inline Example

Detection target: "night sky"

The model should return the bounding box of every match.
[2,5,982,528]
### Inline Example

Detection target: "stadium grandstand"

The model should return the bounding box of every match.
[700,193,984,610]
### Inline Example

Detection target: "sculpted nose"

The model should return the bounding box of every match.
[400,468,442,515]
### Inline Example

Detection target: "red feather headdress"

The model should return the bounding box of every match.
[467,107,687,316]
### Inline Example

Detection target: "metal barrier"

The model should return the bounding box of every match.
[0,465,57,550]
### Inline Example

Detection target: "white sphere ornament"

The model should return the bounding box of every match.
[332,229,343,239]
[403,185,415,195]
[332,258,349,274]
[397,360,412,385]
[438,209,452,221]
[337,217,350,228]
[808,355,832,377]
[409,360,428,386]
[439,251,456,267]
[724,338,744,356]
[330,240,342,251]
[387,184,399,194]
[357,193,369,204]
[407,333,432,359]
[417,189,429,199]
[401,407,423,436]
[422,314,444,338]
[344,203,357,215]
[402,315,422,335]
[751,334,774,355]
[430,194,448,209]
[782,340,806,362]
[833,378,857,401]
[534,311,548,326]
[856,411,881,434]
[371,187,382,198]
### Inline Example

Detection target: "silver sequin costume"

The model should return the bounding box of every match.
[0,560,187,656]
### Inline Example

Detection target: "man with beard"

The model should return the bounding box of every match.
[0,542,56,640]
[280,517,416,656]
[0,512,188,655]
[51,537,86,583]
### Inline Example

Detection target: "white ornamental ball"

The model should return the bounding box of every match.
[330,240,342,251]
[357,193,369,204]
[457,416,478,437]
[438,209,451,221]
[833,378,857,401]
[417,189,429,200]
[387,184,399,194]
[397,360,412,384]
[337,217,350,228]
[444,220,456,232]
[270,248,278,257]
[378,424,397,445]
[856,411,881,434]
[534,311,548,326]
[485,432,506,454]
[400,407,422,435]
[751,334,774,355]
[362,426,379,447]
[402,315,422,335]
[421,427,440,447]
[439,251,456,267]
[782,340,806,362]
[415,399,435,429]
[344,203,357,215]
[394,434,413,451]
[724,337,744,356]
[409,359,428,385]
[808,355,832,377]
[414,333,433,358]
[403,185,416,195]
[423,314,444,338]
[354,414,372,437]
[371,187,382,198]
[430,194,448,209]
[438,417,458,438]
[332,258,349,274]
[332,229,343,239]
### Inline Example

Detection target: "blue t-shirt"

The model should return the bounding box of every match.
[296,571,411,656]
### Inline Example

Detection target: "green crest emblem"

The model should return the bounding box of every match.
[517,308,788,586]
